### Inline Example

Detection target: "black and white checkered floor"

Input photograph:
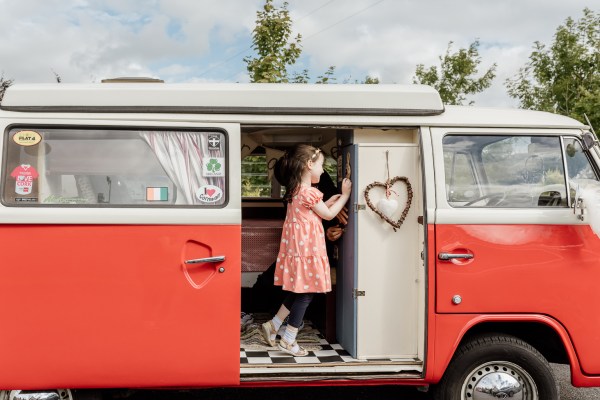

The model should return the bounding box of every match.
[240,314,408,366]
[241,340,353,365]
[241,339,406,365]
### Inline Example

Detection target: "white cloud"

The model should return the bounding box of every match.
[293,0,594,105]
[0,0,261,82]
[0,0,596,106]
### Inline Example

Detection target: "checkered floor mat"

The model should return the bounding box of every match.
[241,339,349,365]
[241,338,401,365]
[240,314,405,366]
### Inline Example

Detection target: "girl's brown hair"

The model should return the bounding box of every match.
[274,144,322,203]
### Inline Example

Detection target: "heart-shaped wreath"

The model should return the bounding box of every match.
[364,176,413,231]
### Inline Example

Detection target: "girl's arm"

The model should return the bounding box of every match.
[312,178,352,221]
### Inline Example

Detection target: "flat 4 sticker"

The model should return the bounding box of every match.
[10,164,39,195]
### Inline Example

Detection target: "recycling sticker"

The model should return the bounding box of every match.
[202,157,225,177]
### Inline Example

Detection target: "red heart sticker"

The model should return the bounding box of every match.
[206,188,216,197]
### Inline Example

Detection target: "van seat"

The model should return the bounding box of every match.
[242,219,283,272]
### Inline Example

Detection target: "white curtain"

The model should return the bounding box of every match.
[140,131,224,205]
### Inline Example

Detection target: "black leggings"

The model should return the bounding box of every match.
[282,292,314,329]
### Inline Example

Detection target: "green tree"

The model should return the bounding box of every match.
[362,75,380,84]
[0,73,14,102]
[245,0,375,85]
[506,8,600,130]
[316,66,336,84]
[244,0,302,83]
[343,75,380,84]
[413,40,496,105]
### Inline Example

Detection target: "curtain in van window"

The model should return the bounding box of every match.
[140,131,224,205]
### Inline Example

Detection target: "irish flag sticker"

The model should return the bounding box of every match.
[196,185,223,203]
[146,187,169,201]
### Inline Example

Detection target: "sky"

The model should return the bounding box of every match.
[0,0,596,107]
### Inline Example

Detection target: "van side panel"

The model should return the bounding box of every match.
[436,223,600,375]
[0,224,240,388]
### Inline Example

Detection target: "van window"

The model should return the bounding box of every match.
[3,128,227,206]
[443,135,568,207]
[241,154,271,197]
[444,151,479,202]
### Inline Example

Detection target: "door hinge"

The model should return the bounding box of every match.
[354,203,366,212]
[353,289,365,298]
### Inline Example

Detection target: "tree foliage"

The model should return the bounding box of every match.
[362,75,380,84]
[506,8,600,130]
[413,40,496,105]
[244,0,302,83]
[0,73,14,102]
[244,0,378,85]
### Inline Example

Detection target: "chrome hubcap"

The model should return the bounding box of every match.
[0,390,72,400]
[462,361,538,399]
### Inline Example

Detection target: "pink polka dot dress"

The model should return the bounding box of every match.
[274,186,331,293]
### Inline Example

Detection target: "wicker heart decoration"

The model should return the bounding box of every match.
[364,176,413,231]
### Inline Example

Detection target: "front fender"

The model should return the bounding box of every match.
[426,314,589,385]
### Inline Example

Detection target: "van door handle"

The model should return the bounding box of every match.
[438,253,473,260]
[185,256,226,264]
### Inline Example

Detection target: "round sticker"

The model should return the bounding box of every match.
[196,185,223,203]
[13,130,42,146]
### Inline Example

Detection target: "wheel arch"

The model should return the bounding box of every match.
[431,314,580,383]
[461,321,569,364]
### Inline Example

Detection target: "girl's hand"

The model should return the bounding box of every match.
[341,178,352,196]
[325,194,341,207]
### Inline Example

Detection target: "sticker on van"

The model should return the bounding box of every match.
[10,164,39,195]
[146,187,169,201]
[196,185,223,203]
[13,130,42,146]
[207,134,221,150]
[202,157,225,177]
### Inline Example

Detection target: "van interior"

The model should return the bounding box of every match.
[238,125,425,380]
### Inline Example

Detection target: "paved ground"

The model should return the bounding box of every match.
[107,363,600,400]
[553,363,600,400]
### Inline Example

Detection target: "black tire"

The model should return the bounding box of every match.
[73,390,104,400]
[432,334,559,400]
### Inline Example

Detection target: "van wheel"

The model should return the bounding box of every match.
[432,334,559,400]
[0,390,101,400]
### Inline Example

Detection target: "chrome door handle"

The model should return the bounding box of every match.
[438,253,473,260]
[185,256,225,264]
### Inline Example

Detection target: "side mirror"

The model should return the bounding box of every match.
[581,131,597,151]
[582,114,598,151]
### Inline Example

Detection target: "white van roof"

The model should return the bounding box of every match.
[0,83,444,116]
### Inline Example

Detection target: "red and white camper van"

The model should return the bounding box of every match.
[1,82,600,400]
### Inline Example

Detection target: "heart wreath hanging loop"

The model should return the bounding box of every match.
[363,151,413,232]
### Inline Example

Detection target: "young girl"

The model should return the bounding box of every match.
[262,144,352,356]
